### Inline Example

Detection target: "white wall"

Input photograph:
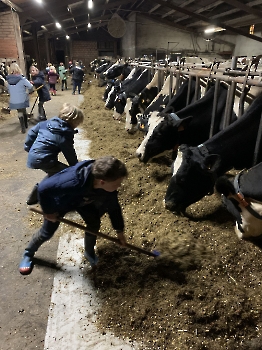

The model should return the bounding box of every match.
[121,12,136,58]
[234,31,262,56]
[121,14,236,59]
[121,13,262,61]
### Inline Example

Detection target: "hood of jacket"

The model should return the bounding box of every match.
[6,74,23,85]
[46,117,74,136]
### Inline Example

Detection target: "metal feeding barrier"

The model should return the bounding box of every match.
[130,57,262,167]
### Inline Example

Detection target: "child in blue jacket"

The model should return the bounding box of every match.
[19,156,128,275]
[6,63,33,133]
[25,102,84,204]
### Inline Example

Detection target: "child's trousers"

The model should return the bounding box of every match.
[23,203,105,267]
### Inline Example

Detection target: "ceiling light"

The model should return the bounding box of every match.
[88,22,91,28]
[41,25,47,31]
[88,0,93,9]
[56,22,62,29]
[35,0,43,3]
[204,27,225,34]
[66,35,70,39]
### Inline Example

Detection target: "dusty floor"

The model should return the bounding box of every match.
[1,74,262,350]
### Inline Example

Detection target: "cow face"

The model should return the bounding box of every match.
[103,80,114,101]
[125,98,135,131]
[114,92,127,116]
[164,145,221,213]
[105,87,117,110]
[137,113,149,133]
[136,113,193,163]
[129,96,141,120]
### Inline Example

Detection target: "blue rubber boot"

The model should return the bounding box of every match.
[19,230,46,275]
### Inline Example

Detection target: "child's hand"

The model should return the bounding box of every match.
[43,212,59,222]
[116,231,127,246]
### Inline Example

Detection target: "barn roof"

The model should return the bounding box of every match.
[2,0,262,43]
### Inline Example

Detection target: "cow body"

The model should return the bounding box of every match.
[215,163,262,239]
[136,75,177,133]
[137,78,196,135]
[164,93,262,213]
[113,69,150,119]
[136,83,231,163]
[127,71,160,128]
[104,68,138,110]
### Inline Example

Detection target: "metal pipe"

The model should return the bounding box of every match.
[209,78,221,138]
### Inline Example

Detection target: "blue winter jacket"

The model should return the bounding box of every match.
[6,74,33,110]
[24,117,78,169]
[31,71,51,103]
[38,160,125,231]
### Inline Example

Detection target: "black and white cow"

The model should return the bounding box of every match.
[136,83,232,163]
[215,164,262,240]
[164,92,262,213]
[132,74,177,133]
[113,69,151,120]
[0,74,7,87]
[126,70,160,128]
[104,68,138,110]
[137,78,196,135]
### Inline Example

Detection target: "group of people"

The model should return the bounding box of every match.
[5,60,86,133]
[4,60,128,276]
[45,61,85,96]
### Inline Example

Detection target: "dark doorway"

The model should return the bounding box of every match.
[55,50,65,66]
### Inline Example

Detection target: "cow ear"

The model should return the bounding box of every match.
[203,154,221,173]
[177,116,193,131]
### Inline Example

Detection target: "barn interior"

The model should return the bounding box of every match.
[2,1,262,350]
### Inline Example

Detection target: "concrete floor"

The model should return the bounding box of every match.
[0,85,84,350]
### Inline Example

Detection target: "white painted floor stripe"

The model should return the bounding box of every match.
[44,233,137,349]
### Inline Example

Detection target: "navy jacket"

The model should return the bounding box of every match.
[70,66,84,82]
[31,71,51,102]
[38,160,125,231]
[24,117,78,169]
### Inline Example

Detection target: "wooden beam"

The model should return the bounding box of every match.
[149,0,262,43]
[141,13,195,33]
[222,0,262,18]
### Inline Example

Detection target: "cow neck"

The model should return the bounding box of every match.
[197,144,209,156]
[234,170,262,220]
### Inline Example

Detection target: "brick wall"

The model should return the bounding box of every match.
[71,41,98,67]
[0,10,26,73]
[0,11,19,59]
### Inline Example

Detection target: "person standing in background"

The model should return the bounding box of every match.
[6,63,33,133]
[29,65,51,122]
[58,62,68,91]
[70,61,85,94]
[48,65,59,96]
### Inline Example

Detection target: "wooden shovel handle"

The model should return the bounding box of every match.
[29,207,158,257]
[35,84,44,91]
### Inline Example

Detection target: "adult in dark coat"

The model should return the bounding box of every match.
[29,65,51,121]
[69,61,85,94]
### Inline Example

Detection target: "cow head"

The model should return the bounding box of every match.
[103,80,115,101]
[114,92,127,117]
[137,113,149,133]
[129,95,141,121]
[136,113,193,163]
[164,145,221,213]
[104,83,121,110]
